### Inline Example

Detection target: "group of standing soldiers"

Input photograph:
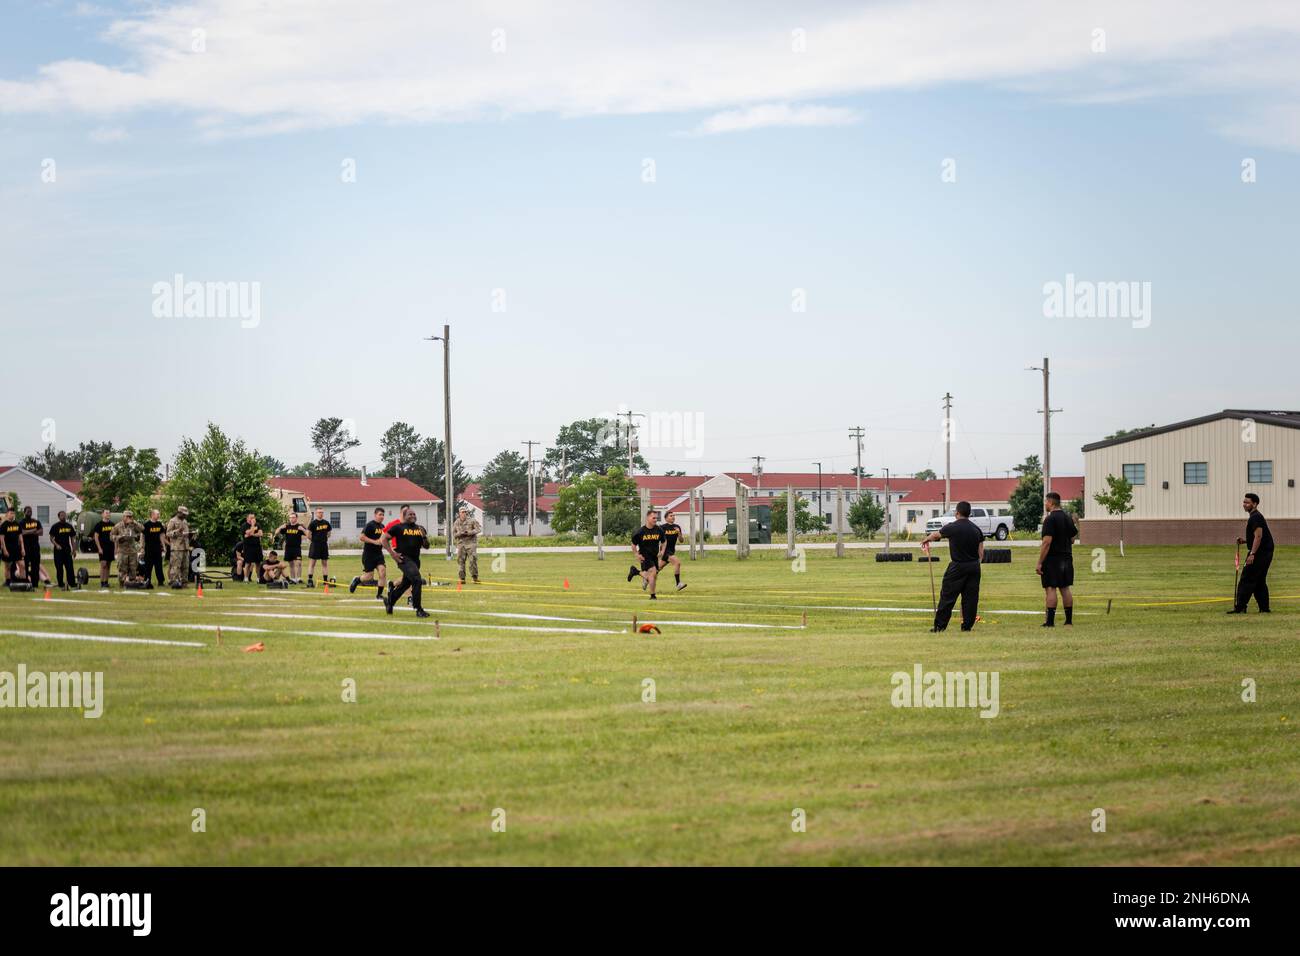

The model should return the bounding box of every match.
[84,505,193,589]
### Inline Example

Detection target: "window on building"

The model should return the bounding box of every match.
[330,511,341,529]
[907,510,919,523]
[1122,463,1146,485]
[356,511,367,528]
[932,509,940,517]
[1248,460,1273,484]
[1183,462,1208,485]
[37,505,50,524]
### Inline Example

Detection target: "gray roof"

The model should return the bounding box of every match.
[1082,409,1300,452]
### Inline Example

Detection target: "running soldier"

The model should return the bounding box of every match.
[91,508,116,589]
[1036,492,1078,627]
[166,506,191,588]
[382,509,432,619]
[306,508,332,586]
[49,510,78,589]
[273,512,307,583]
[918,500,984,633]
[112,510,142,587]
[350,507,389,600]
[657,509,687,592]
[453,504,481,584]
[628,509,664,600]
[140,509,166,588]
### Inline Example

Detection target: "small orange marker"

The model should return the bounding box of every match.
[196,584,204,598]
[242,641,265,653]
[563,579,570,590]
[456,581,462,592]
[44,587,52,600]
[638,623,661,635]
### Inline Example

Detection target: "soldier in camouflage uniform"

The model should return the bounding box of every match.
[111,510,142,587]
[453,504,482,584]
[166,505,192,588]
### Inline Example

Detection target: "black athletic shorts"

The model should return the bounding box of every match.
[640,555,659,572]
[362,550,385,572]
[283,543,301,562]
[1040,554,1074,589]
[659,547,677,563]
[99,545,115,564]
[243,541,264,564]
[309,542,329,561]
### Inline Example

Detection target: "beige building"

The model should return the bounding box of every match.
[1081,409,1299,544]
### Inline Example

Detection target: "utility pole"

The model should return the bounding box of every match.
[624,410,644,474]
[883,467,891,555]
[812,462,823,529]
[751,455,765,490]
[425,324,455,560]
[1029,358,1062,514]
[848,426,865,495]
[942,392,953,511]
[522,440,540,536]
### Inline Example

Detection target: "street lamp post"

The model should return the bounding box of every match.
[425,324,454,560]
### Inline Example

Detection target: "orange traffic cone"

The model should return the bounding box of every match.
[196,584,204,598]
[456,581,462,592]
[563,579,570,590]
[44,586,52,600]
[323,582,330,595]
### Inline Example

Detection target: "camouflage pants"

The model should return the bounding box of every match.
[169,549,190,587]
[456,540,478,581]
[117,548,138,583]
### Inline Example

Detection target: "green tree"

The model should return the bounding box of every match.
[259,455,286,475]
[1013,454,1042,478]
[159,423,287,564]
[479,450,531,535]
[1008,472,1045,534]
[22,440,115,480]
[81,446,162,510]
[1104,424,1156,441]
[310,417,360,475]
[285,462,321,478]
[771,494,824,534]
[379,422,423,478]
[543,418,648,478]
[1093,474,1135,556]
[913,468,937,481]
[407,436,471,509]
[847,496,885,538]
[551,466,639,538]
[1066,496,1085,520]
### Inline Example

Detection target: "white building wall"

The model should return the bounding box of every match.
[0,468,79,544]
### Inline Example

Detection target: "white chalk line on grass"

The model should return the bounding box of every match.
[160,623,269,634]
[0,629,204,648]
[700,599,1089,617]
[285,630,438,642]
[24,615,136,626]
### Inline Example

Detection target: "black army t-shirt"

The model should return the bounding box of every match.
[308,519,331,547]
[361,520,386,559]
[92,520,115,552]
[1041,510,1077,558]
[280,523,306,555]
[660,523,682,554]
[50,520,76,552]
[940,517,983,563]
[1,519,22,558]
[390,523,428,566]
[21,518,42,549]
[631,525,663,560]
[142,519,165,554]
[1246,510,1274,556]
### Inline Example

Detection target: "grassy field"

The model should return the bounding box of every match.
[0,545,1296,866]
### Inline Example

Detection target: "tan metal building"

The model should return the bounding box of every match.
[1081,409,1299,544]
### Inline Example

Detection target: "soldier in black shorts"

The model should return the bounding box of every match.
[140,509,166,588]
[21,507,45,586]
[628,510,665,600]
[382,510,431,618]
[49,510,78,589]
[918,500,985,632]
[273,512,308,583]
[91,508,116,589]
[1036,492,1078,627]
[1,507,24,585]
[350,507,389,600]
[306,508,332,586]
[241,513,265,584]
[657,510,687,592]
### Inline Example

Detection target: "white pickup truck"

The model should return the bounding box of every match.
[925,508,1014,540]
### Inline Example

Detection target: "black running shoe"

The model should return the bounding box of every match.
[649,594,657,600]
[415,609,431,619]
[384,594,394,615]
[627,565,638,583]
[349,576,360,594]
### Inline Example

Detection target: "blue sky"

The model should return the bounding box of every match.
[2,0,1298,480]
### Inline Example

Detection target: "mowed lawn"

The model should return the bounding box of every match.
[0,545,1296,866]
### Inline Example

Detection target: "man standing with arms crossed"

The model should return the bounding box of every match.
[918,500,984,633]
[382,508,431,619]
[49,510,78,590]
[306,507,332,587]
[20,506,45,588]
[91,508,116,589]
[1036,492,1078,627]
[453,503,482,585]
[112,510,143,588]
[165,505,191,588]
[1230,492,1274,614]
[273,512,308,584]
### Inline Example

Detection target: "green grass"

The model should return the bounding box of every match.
[1,546,1296,865]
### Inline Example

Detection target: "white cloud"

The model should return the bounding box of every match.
[688,103,861,135]
[2,0,1299,146]
[88,125,128,143]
